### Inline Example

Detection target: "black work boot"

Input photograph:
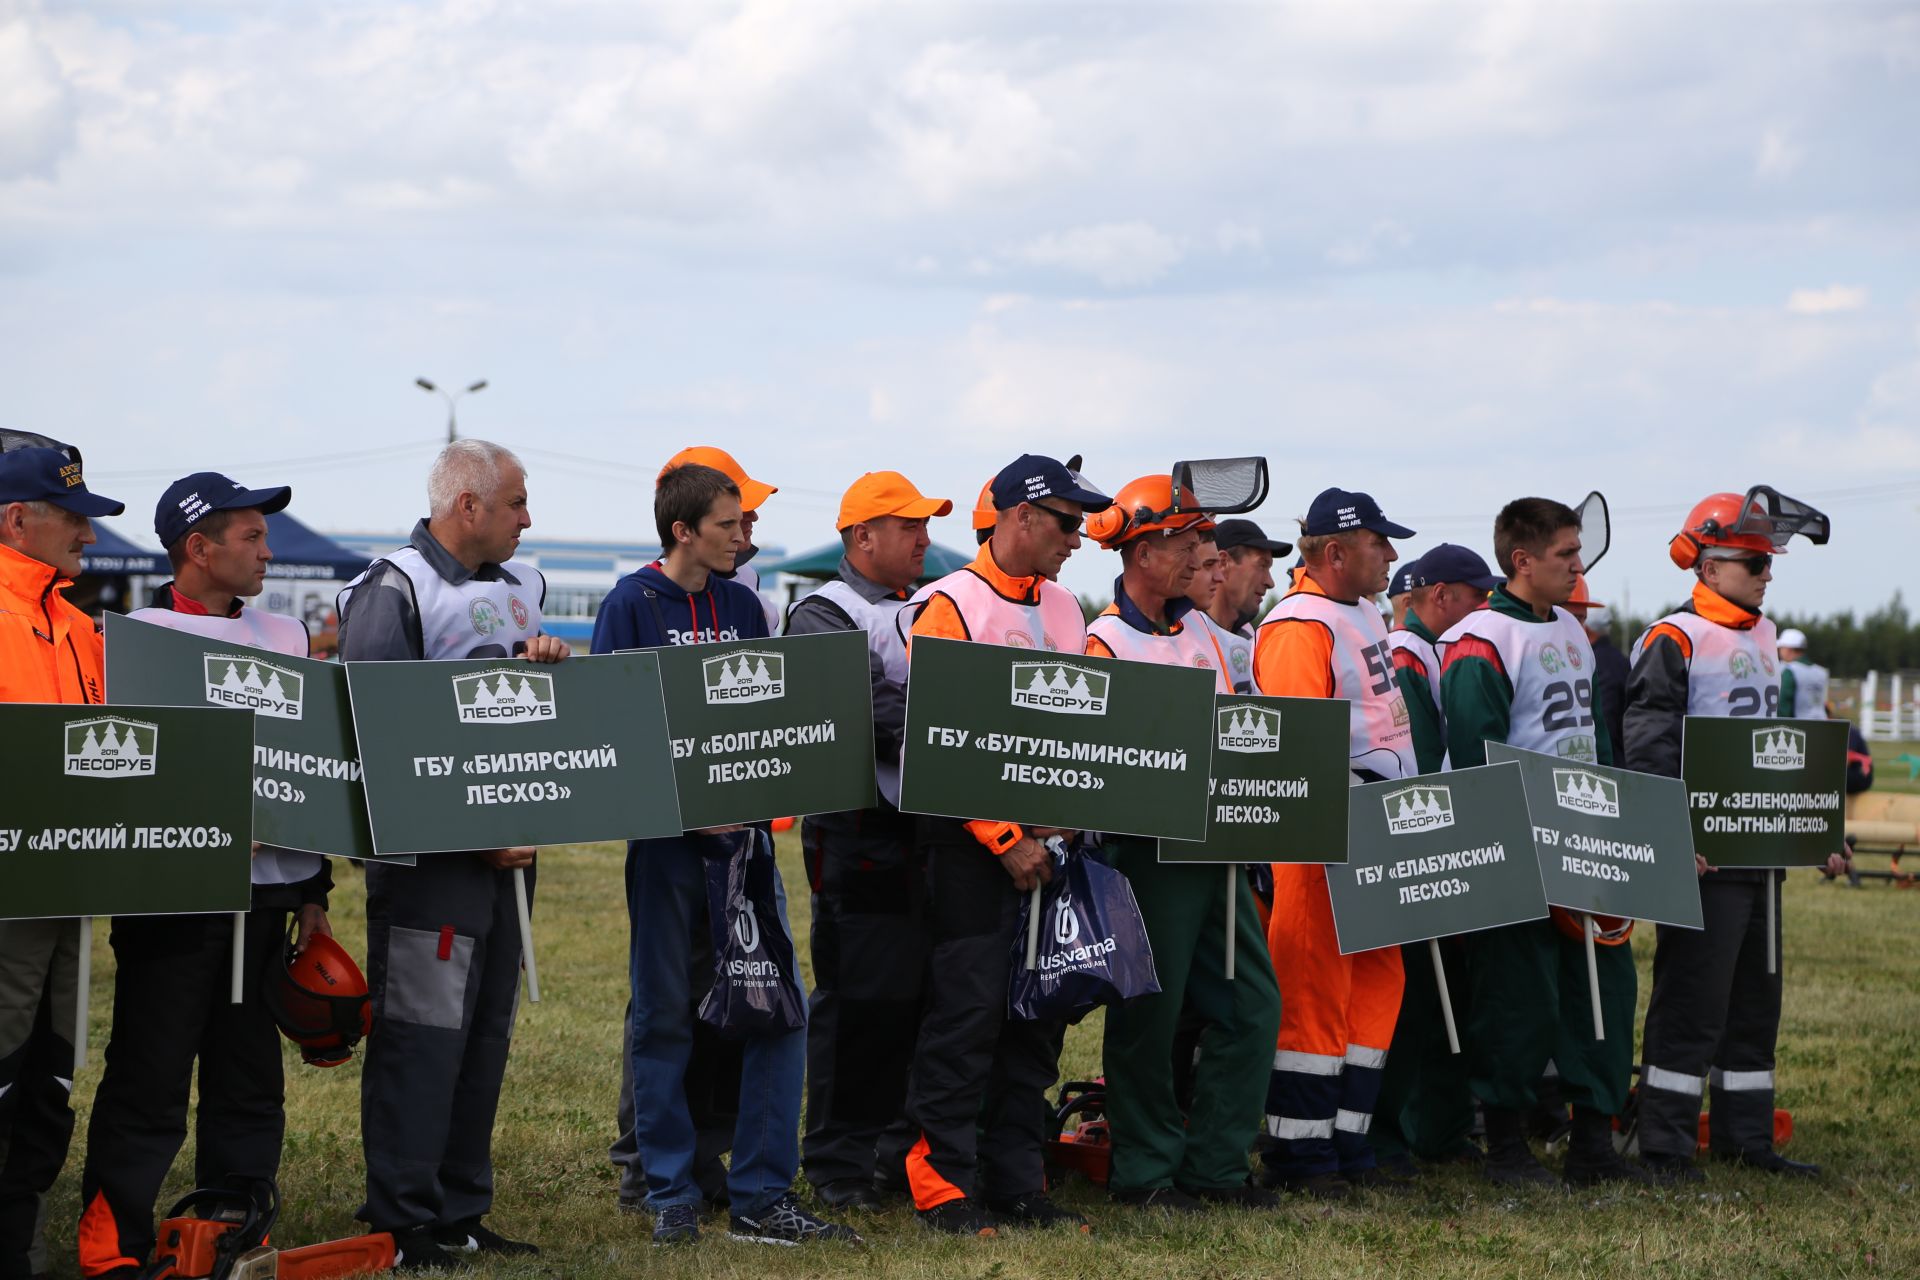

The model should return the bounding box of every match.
[1562,1107,1655,1187]
[1482,1106,1557,1189]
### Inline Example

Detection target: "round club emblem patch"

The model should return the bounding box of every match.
[1759,652,1775,674]
[1004,630,1035,648]
[509,595,530,630]
[1568,645,1584,670]
[470,599,503,636]
[1730,653,1756,679]
[1539,644,1564,674]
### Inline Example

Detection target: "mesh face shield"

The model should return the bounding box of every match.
[1575,490,1610,571]
[0,430,79,468]
[1170,457,1268,516]
[1728,485,1831,550]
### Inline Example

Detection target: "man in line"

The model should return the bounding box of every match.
[1438,498,1647,1188]
[1182,526,1226,619]
[1254,489,1417,1200]
[1568,581,1628,755]
[903,455,1109,1236]
[0,441,122,1280]
[657,447,781,634]
[1776,628,1829,719]
[1084,476,1281,1212]
[786,473,952,1210]
[1628,491,1837,1180]
[592,463,857,1248]
[77,474,335,1279]
[1194,520,1288,696]
[335,440,565,1269]
[1369,544,1500,1175]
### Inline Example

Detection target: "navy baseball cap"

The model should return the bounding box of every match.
[1303,487,1415,539]
[0,446,125,517]
[1213,518,1293,557]
[155,472,292,549]
[1408,543,1501,590]
[989,454,1112,513]
[1388,557,1421,597]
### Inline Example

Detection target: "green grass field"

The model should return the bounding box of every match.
[41,836,1920,1279]
[1868,740,1920,795]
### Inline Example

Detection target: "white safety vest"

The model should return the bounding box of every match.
[128,604,321,888]
[1782,659,1830,719]
[807,578,910,805]
[1388,626,1443,709]
[1087,611,1232,695]
[1196,611,1255,694]
[1257,588,1415,780]
[733,560,782,637]
[1440,606,1602,761]
[338,546,546,662]
[907,567,1087,654]
[1631,610,1782,721]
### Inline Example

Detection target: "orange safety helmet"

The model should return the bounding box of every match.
[263,930,373,1067]
[1669,492,1774,569]
[1563,573,1604,615]
[1085,475,1212,549]
[1551,906,1632,947]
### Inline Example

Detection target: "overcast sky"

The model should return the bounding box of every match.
[3,0,1917,618]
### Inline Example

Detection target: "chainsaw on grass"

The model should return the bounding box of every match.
[142,1178,395,1280]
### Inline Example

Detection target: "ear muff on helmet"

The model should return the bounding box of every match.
[263,927,372,1068]
[1668,531,1702,570]
[1088,474,1211,549]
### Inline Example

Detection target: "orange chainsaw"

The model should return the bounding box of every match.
[143,1179,394,1280]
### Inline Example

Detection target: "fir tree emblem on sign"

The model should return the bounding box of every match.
[203,655,305,721]
[1216,704,1280,754]
[1752,726,1806,771]
[1382,784,1454,835]
[702,651,786,705]
[1551,768,1620,818]
[452,669,557,723]
[64,716,160,777]
[1009,662,1110,716]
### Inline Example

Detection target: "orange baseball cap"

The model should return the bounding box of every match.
[836,471,953,531]
[658,446,777,511]
[971,478,995,531]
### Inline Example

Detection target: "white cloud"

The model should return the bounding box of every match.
[0,16,76,178]
[1326,218,1413,268]
[1019,222,1185,289]
[1787,285,1869,315]
[1755,128,1803,180]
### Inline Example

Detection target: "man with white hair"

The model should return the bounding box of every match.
[1776,629,1828,719]
[335,440,569,1270]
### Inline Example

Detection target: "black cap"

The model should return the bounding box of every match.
[155,472,292,549]
[1408,543,1501,590]
[1303,487,1415,539]
[0,446,125,516]
[989,454,1112,513]
[1213,518,1292,557]
[1388,557,1421,597]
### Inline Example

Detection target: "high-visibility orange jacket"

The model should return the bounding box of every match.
[0,541,104,705]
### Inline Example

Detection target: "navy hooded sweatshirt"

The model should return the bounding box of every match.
[591,561,771,654]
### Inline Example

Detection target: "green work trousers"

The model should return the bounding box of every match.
[1465,918,1635,1116]
[1101,841,1281,1192]
[1372,938,1475,1161]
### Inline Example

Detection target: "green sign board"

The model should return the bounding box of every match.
[1681,716,1848,868]
[899,637,1216,840]
[104,613,377,860]
[0,704,254,919]
[649,632,878,828]
[1486,742,1703,929]
[344,653,682,854]
[1159,694,1352,864]
[1325,763,1548,955]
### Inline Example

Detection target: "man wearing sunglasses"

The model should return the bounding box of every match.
[1626,490,1836,1183]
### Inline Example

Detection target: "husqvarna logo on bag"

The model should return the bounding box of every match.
[203,655,304,721]
[733,910,761,953]
[1053,892,1080,945]
[704,651,785,704]
[1553,768,1620,818]
[64,716,159,777]
[452,669,556,723]
[1217,704,1280,754]
[1753,726,1807,771]
[1383,784,1453,835]
[1010,662,1109,716]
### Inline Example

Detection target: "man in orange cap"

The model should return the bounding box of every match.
[785,473,952,1211]
[658,447,780,633]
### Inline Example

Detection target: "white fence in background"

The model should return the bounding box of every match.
[1853,671,1920,741]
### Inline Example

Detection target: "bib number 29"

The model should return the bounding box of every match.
[1542,679,1594,732]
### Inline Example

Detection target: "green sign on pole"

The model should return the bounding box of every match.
[104,613,377,860]
[1159,694,1352,864]
[899,637,1216,840]
[1681,716,1848,868]
[0,704,254,919]
[1486,742,1703,929]
[649,632,878,829]
[344,653,682,854]
[1325,764,1548,955]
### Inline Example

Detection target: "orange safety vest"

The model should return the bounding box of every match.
[0,541,104,705]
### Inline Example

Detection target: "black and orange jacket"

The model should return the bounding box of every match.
[1623,581,1759,780]
[0,541,104,705]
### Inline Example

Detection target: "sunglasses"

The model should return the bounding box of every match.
[1720,553,1773,575]
[1029,503,1083,536]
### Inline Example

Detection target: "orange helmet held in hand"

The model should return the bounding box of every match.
[263,930,373,1067]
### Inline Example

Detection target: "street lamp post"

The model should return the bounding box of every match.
[415,377,489,442]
